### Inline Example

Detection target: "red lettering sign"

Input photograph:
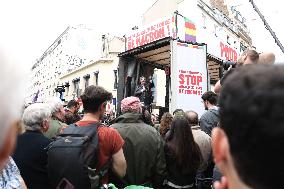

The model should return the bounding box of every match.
[220,42,238,62]
[178,70,203,96]
[126,17,175,50]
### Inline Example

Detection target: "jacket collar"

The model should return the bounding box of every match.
[115,113,145,124]
[209,106,219,111]
[25,129,43,135]
[191,125,201,130]
[51,115,65,123]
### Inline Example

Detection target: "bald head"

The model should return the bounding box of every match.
[259,52,275,65]
[185,111,199,125]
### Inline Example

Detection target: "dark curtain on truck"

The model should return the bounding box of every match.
[117,57,154,114]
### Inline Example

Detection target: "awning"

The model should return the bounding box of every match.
[119,37,171,66]
[207,53,223,83]
[207,53,223,63]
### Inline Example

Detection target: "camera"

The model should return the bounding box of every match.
[222,61,236,70]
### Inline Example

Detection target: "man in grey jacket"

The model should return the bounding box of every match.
[186,110,213,189]
[200,91,220,136]
[111,97,166,188]
[186,111,211,171]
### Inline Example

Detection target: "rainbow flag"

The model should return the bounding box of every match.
[184,17,196,43]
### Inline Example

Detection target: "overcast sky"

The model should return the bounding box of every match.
[0,0,155,67]
[0,0,283,67]
[236,0,284,62]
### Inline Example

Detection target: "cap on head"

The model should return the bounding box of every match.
[121,96,142,114]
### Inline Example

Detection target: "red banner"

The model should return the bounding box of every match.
[126,16,175,50]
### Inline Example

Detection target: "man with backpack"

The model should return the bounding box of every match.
[47,86,126,189]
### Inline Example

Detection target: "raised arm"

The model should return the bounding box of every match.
[214,80,222,94]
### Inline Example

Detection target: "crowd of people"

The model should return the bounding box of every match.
[0,47,283,189]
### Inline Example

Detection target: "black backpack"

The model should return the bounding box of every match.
[47,123,108,189]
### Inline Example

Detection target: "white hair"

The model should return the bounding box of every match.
[0,47,27,150]
[22,103,51,131]
[45,97,64,116]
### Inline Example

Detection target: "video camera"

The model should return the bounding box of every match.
[221,61,236,70]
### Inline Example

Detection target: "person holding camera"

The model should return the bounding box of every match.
[214,49,259,93]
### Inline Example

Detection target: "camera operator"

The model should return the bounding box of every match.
[214,49,259,93]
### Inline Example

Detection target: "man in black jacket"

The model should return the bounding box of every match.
[134,76,154,108]
[200,91,219,136]
[13,103,52,189]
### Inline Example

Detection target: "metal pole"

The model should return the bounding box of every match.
[249,0,284,54]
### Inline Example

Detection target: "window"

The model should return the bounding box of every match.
[240,42,247,53]
[83,74,90,89]
[214,25,218,37]
[222,15,229,27]
[65,82,70,96]
[227,35,231,45]
[94,71,99,86]
[85,77,89,89]
[236,11,242,22]
[234,41,237,49]
[202,14,206,29]
[72,78,80,98]
[113,70,118,89]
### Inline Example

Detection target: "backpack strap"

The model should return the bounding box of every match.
[61,122,102,138]
[98,160,111,178]
[88,160,111,189]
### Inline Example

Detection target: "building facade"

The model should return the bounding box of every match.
[27,25,123,103]
[59,36,124,107]
[142,0,252,82]
[128,0,253,110]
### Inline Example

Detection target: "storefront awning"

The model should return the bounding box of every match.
[207,53,223,83]
[119,37,171,66]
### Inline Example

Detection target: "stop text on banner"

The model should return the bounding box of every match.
[179,70,203,96]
